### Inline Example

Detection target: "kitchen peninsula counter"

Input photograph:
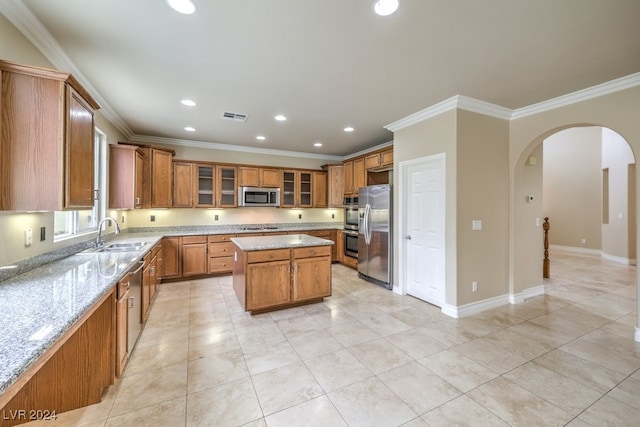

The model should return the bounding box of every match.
[232,234,334,314]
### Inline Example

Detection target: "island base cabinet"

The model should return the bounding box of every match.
[293,256,332,302]
[0,292,114,427]
[246,260,291,311]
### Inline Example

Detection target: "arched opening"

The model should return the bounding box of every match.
[512,124,638,341]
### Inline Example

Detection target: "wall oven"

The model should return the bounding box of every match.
[343,229,358,258]
[343,196,359,231]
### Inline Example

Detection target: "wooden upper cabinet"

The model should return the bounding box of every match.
[0,60,100,211]
[217,165,237,207]
[172,161,195,208]
[109,144,144,209]
[239,167,281,188]
[365,147,393,170]
[140,147,174,208]
[343,158,365,196]
[313,171,327,208]
[323,164,343,208]
[195,164,215,207]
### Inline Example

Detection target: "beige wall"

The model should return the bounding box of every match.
[392,110,458,305]
[510,87,640,304]
[543,127,602,250]
[602,127,636,261]
[455,110,510,305]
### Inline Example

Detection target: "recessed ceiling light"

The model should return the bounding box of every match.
[256,135,266,141]
[166,0,196,15]
[344,126,354,132]
[373,0,399,16]
[181,99,196,107]
[275,115,287,121]
[314,142,323,147]
[184,126,195,132]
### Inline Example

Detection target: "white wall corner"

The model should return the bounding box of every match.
[509,285,545,304]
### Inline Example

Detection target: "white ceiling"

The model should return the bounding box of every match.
[5,0,640,156]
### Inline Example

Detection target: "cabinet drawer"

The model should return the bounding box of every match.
[208,242,235,257]
[293,245,331,259]
[247,249,290,263]
[182,235,207,244]
[208,234,236,243]
[209,256,234,273]
[307,230,332,238]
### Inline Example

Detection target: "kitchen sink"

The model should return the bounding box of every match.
[80,241,148,253]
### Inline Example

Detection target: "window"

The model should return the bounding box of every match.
[54,129,107,240]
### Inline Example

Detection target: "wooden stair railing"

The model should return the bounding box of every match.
[543,217,550,278]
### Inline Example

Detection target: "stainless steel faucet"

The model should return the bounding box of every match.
[95,216,121,248]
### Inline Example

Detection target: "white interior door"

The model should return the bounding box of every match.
[404,154,445,306]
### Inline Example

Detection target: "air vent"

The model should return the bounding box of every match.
[222,112,248,122]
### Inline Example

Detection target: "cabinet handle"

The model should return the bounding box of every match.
[135,197,140,205]
[128,297,134,308]
[129,260,145,275]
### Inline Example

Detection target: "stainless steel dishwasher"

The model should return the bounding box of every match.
[127,260,145,352]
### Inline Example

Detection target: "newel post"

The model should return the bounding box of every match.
[543,217,550,278]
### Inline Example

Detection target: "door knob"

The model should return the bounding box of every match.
[405,235,412,240]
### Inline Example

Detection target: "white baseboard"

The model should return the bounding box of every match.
[509,285,545,304]
[550,244,601,256]
[602,252,636,265]
[442,285,546,318]
[636,327,640,343]
[442,294,510,318]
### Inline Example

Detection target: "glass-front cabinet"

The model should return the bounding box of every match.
[217,166,237,207]
[281,170,313,208]
[196,164,215,207]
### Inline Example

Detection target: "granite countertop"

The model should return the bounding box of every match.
[0,222,340,395]
[231,233,334,251]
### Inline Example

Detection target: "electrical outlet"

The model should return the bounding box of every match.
[581,238,587,244]
[331,213,335,219]
[472,281,478,292]
[40,226,46,241]
[121,215,125,224]
[215,214,219,221]
[24,228,33,246]
[150,215,156,222]
[298,214,302,219]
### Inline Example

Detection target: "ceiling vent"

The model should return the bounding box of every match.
[222,112,248,122]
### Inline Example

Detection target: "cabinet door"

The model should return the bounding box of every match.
[182,243,208,276]
[380,148,393,166]
[246,260,291,310]
[134,150,144,208]
[161,237,181,278]
[292,256,331,301]
[109,144,143,209]
[312,171,327,208]
[65,85,95,209]
[261,168,281,187]
[151,149,173,207]
[353,158,365,193]
[364,153,381,170]
[196,164,215,207]
[116,288,129,377]
[326,165,344,208]
[142,262,151,322]
[173,162,194,207]
[217,166,237,207]
[238,167,260,187]
[343,160,354,195]
[281,171,296,207]
[299,171,312,207]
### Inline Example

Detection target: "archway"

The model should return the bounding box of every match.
[511,123,638,342]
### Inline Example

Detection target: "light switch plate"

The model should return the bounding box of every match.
[472,220,482,231]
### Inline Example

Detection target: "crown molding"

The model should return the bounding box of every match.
[0,0,135,139]
[345,140,394,160]
[128,134,344,161]
[511,72,640,119]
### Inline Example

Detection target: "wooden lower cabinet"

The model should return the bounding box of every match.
[305,230,337,261]
[208,234,236,274]
[233,244,331,313]
[160,237,180,279]
[292,246,332,302]
[246,260,291,310]
[115,280,129,378]
[182,236,208,277]
[0,292,115,427]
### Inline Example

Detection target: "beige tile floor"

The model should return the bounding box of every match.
[25,251,639,426]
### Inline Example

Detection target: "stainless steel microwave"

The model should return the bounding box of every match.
[238,186,280,207]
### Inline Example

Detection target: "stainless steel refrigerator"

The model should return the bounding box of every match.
[358,184,392,289]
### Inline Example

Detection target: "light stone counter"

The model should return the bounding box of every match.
[231,233,333,251]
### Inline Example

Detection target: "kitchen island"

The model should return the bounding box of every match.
[232,234,334,314]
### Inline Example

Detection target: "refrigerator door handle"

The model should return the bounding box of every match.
[365,203,372,245]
